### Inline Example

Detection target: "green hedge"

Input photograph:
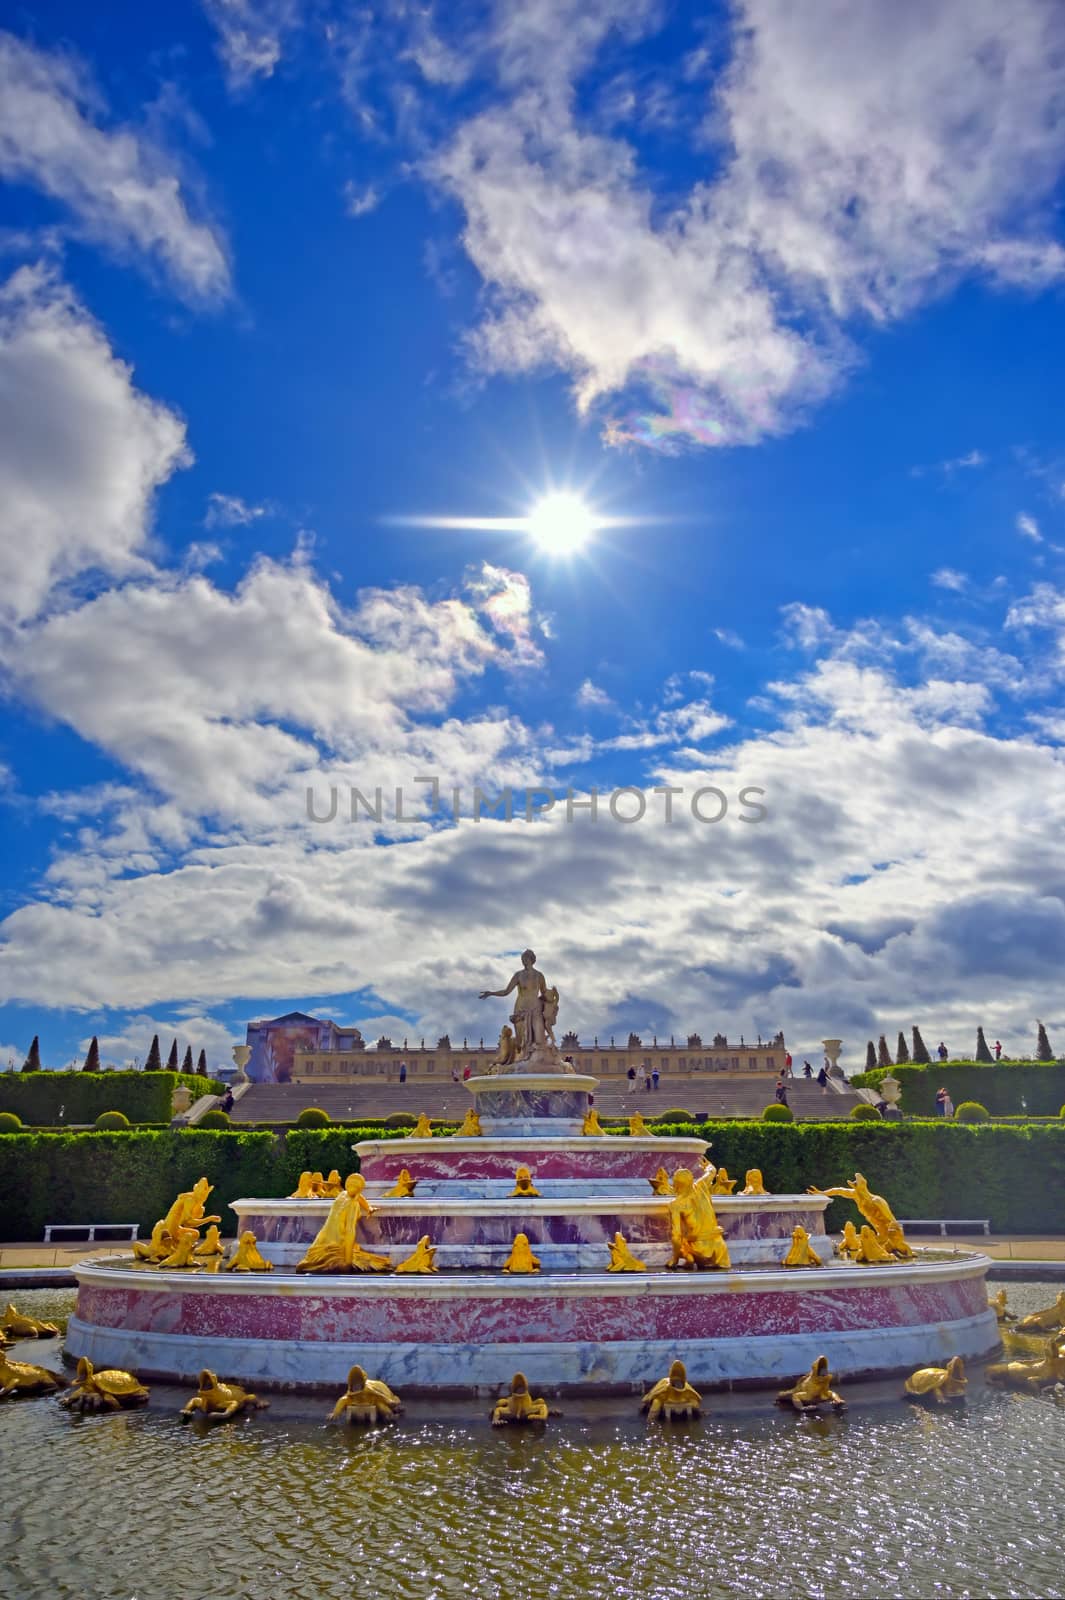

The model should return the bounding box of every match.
[851,1060,1065,1116]
[0,1121,1061,1241]
[0,1070,223,1126]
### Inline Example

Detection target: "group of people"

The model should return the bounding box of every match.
[627,1064,661,1093]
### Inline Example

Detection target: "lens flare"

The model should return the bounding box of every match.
[526,492,596,555]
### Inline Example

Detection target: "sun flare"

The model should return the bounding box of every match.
[526,491,596,556]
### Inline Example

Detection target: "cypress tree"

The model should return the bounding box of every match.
[896,1031,910,1064]
[196,1048,208,1075]
[911,1025,931,1065]
[1036,1021,1054,1061]
[145,1035,162,1072]
[82,1036,100,1072]
[181,1045,194,1074]
[877,1034,892,1068]
[165,1039,179,1071]
[21,1035,41,1072]
[975,1026,993,1064]
[865,1040,877,1071]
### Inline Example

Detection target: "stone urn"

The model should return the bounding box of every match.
[232,1044,252,1084]
[878,1073,902,1106]
[171,1083,193,1117]
[821,1038,844,1076]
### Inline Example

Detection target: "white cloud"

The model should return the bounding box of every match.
[0,266,190,623]
[1016,512,1043,542]
[343,181,380,218]
[713,628,746,649]
[780,603,836,651]
[87,1011,238,1072]
[0,32,229,300]
[205,492,267,528]
[932,568,967,591]
[201,0,300,90]
[576,678,612,709]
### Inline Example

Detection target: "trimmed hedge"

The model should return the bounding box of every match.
[762,1104,793,1122]
[1,1122,1061,1241]
[295,1107,331,1127]
[0,1070,223,1126]
[955,1102,989,1123]
[94,1110,130,1129]
[851,1060,1065,1116]
[197,1108,231,1128]
[0,1111,22,1132]
[850,1104,881,1120]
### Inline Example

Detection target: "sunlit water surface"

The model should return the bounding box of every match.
[2,1285,1064,1600]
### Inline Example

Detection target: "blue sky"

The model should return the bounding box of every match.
[1,0,1065,1072]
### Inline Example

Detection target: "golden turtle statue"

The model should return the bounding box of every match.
[328,1364,403,1424]
[607,1232,647,1272]
[181,1368,269,1421]
[0,1350,61,1397]
[777,1356,846,1413]
[641,1360,703,1420]
[59,1356,149,1412]
[903,1356,967,1404]
[490,1372,551,1426]
[1,1303,60,1338]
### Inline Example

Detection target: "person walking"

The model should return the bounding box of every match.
[775,1077,789,1107]
[627,1065,637,1094]
[652,1067,660,1092]
[994,1040,1002,1060]
[399,1061,407,1085]
[937,1041,948,1061]
[816,1063,828,1093]
[803,1060,812,1079]
[636,1063,648,1093]
[785,1051,793,1074]
[451,1063,460,1084]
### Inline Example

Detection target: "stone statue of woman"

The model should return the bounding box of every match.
[479,949,551,1060]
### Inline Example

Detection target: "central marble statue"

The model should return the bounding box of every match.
[479,948,571,1073]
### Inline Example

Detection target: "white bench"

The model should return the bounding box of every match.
[43,1222,140,1243]
[898,1218,990,1237]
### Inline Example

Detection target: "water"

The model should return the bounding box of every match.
[3,1285,1064,1600]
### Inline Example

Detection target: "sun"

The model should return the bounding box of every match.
[526,491,596,556]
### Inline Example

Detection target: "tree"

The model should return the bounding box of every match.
[82,1036,100,1072]
[145,1035,162,1072]
[1036,1021,1054,1062]
[975,1026,993,1064]
[165,1039,179,1071]
[196,1049,208,1075]
[877,1035,892,1068]
[911,1026,931,1065]
[181,1045,194,1074]
[896,1031,910,1064]
[865,1040,877,1071]
[20,1035,41,1073]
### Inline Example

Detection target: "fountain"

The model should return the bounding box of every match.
[66,950,999,1392]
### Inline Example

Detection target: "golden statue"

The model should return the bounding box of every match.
[502,1233,541,1273]
[510,1165,540,1198]
[486,1025,518,1075]
[490,1371,550,1426]
[296,1174,391,1273]
[782,1226,822,1268]
[988,1288,1016,1324]
[777,1356,846,1412]
[1,1303,59,1338]
[808,1172,904,1251]
[307,1171,326,1196]
[320,1170,343,1198]
[133,1220,171,1262]
[581,1107,604,1135]
[852,1224,894,1265]
[59,1357,149,1412]
[0,1350,61,1397]
[289,1171,316,1199]
[225,1231,274,1272]
[741,1169,769,1196]
[457,1108,483,1136]
[157,1234,202,1270]
[835,1220,863,1259]
[409,1114,433,1138]
[986,1336,1065,1391]
[163,1177,220,1246]
[884,1221,915,1261]
[641,1360,702,1420]
[667,1168,730,1270]
[607,1232,647,1272]
[904,1357,967,1403]
[328,1365,402,1425]
[180,1369,269,1421]
[628,1112,650,1136]
[385,1168,417,1198]
[395,1236,438,1273]
[194,1225,225,1257]
[1014,1290,1065,1333]
[648,1167,673,1196]
[711,1167,737,1195]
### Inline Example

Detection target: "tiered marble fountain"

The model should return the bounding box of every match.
[67,951,999,1392]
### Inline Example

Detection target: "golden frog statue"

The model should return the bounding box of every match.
[782,1226,822,1268]
[0,1350,61,1397]
[628,1112,650,1137]
[988,1288,1016,1324]
[132,1219,171,1263]
[904,1357,967,1403]
[510,1165,540,1198]
[1014,1290,1065,1333]
[490,1372,550,1426]
[986,1336,1065,1391]
[835,1220,863,1259]
[711,1167,737,1195]
[808,1172,905,1251]
[667,1168,730,1270]
[289,1171,317,1199]
[320,1170,343,1198]
[384,1168,417,1198]
[581,1107,604,1136]
[225,1231,274,1272]
[502,1233,541,1274]
[194,1225,225,1257]
[641,1360,702,1420]
[180,1369,269,1421]
[648,1167,673,1197]
[409,1114,434,1138]
[607,1232,647,1272]
[853,1224,894,1265]
[328,1365,402,1424]
[777,1356,846,1412]
[156,1234,202,1270]
[296,1175,391,1274]
[59,1357,149,1412]
[457,1108,483,1137]
[1,1303,59,1338]
[395,1236,438,1273]
[741,1169,769,1196]
[884,1221,915,1261]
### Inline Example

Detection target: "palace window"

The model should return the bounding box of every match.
[732,1057,740,1070]
[766,1056,775,1070]
[749,1057,757,1070]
